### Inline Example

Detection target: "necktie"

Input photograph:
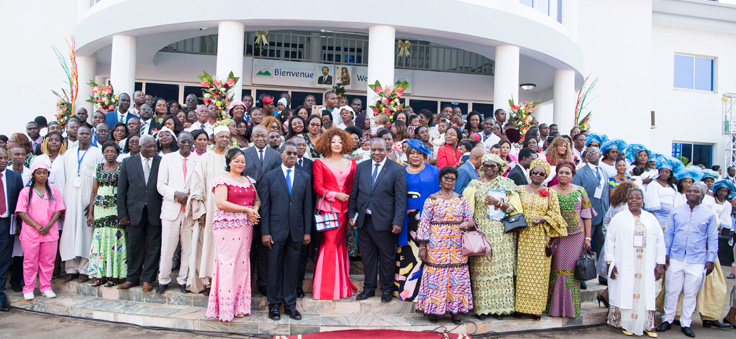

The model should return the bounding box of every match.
[594,166,602,186]
[286,169,292,195]
[0,172,6,215]
[298,159,303,169]
[141,121,148,136]
[181,157,187,212]
[259,149,264,163]
[119,113,125,123]
[144,158,151,183]
[372,163,380,186]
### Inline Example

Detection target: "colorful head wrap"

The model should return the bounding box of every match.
[529,158,551,177]
[701,169,720,181]
[556,160,577,176]
[585,133,608,147]
[405,138,432,156]
[155,127,177,142]
[213,118,234,129]
[601,139,628,153]
[625,144,650,164]
[655,154,684,172]
[30,158,51,175]
[674,165,704,181]
[360,134,371,144]
[711,179,736,197]
[482,153,509,175]
[261,95,274,106]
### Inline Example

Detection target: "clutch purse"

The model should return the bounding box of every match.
[314,191,340,232]
[503,213,528,233]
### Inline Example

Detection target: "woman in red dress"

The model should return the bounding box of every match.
[436,126,462,169]
[312,128,358,300]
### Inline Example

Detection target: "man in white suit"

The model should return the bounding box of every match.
[156,131,198,294]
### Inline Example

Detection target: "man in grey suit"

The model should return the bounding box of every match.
[571,146,609,285]
[242,125,282,295]
[348,138,407,302]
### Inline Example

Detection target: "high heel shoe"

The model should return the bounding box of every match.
[597,293,610,308]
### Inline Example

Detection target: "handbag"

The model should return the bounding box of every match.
[461,228,493,261]
[503,213,528,233]
[314,190,340,232]
[575,252,598,281]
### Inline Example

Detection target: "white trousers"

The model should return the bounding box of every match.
[664,259,705,327]
[158,213,193,285]
[64,257,89,275]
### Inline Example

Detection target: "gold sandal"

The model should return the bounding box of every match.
[644,331,657,338]
[622,330,634,336]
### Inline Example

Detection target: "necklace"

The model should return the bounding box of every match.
[439,190,454,200]
[406,164,425,174]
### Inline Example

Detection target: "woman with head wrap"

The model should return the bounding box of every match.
[585,133,608,149]
[708,180,736,281]
[644,155,683,227]
[547,160,595,318]
[156,127,179,156]
[515,158,568,319]
[395,139,440,301]
[599,139,628,178]
[627,144,656,186]
[673,166,705,207]
[462,154,521,319]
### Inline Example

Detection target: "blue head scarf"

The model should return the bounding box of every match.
[674,166,704,181]
[601,139,628,154]
[625,144,650,164]
[712,179,736,199]
[585,133,608,147]
[701,169,720,181]
[405,138,432,156]
[655,155,684,172]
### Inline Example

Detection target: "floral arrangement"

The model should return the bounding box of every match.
[51,37,78,127]
[86,81,118,113]
[574,75,598,131]
[508,96,541,142]
[197,70,239,121]
[368,80,410,122]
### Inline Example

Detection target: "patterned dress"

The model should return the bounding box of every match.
[206,175,257,322]
[547,187,595,318]
[465,177,520,316]
[415,195,474,316]
[88,163,127,279]
[515,187,568,315]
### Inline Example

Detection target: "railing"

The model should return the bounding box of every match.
[162,30,493,75]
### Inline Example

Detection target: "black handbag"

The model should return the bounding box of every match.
[575,253,597,281]
[503,213,528,233]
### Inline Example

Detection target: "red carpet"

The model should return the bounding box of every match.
[275,330,471,339]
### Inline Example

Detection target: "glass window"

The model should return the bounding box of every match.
[135,82,143,92]
[672,142,713,168]
[292,91,323,107]
[145,83,180,102]
[408,99,438,114]
[440,101,468,116]
[674,54,714,91]
[472,103,495,119]
[183,86,206,105]
[520,0,533,7]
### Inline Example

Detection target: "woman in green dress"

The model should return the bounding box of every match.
[87,141,127,287]
[463,154,522,319]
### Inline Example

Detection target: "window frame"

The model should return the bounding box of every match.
[673,53,716,92]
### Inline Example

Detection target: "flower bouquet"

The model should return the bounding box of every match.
[508,96,541,142]
[574,75,598,131]
[368,80,410,122]
[51,37,78,127]
[197,70,240,121]
[86,81,118,113]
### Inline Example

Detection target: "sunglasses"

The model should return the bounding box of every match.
[530,170,545,177]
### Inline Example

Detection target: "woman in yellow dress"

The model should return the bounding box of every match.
[515,158,568,319]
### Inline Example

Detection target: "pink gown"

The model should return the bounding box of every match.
[205,175,256,322]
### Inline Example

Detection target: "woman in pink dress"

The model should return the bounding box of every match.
[206,148,261,322]
[312,128,358,300]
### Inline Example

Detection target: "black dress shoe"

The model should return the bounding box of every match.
[381,292,392,303]
[0,298,9,312]
[155,284,168,295]
[284,308,302,320]
[656,321,672,332]
[722,318,736,328]
[268,307,281,321]
[703,320,731,328]
[258,287,268,296]
[451,314,462,325]
[11,285,22,293]
[580,281,587,290]
[428,314,438,323]
[202,287,210,296]
[681,327,695,337]
[356,290,374,301]
[296,288,305,299]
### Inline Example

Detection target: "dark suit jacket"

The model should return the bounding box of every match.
[296,157,313,176]
[317,75,333,85]
[572,164,609,225]
[140,119,163,136]
[4,169,23,219]
[507,165,529,186]
[105,110,134,130]
[243,146,282,197]
[117,154,163,226]
[348,159,407,231]
[260,167,313,243]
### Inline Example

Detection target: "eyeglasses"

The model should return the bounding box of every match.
[530,170,545,177]
[442,176,457,182]
[482,163,498,168]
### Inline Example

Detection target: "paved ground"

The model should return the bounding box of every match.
[1,265,734,339]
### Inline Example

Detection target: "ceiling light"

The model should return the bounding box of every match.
[520,83,536,91]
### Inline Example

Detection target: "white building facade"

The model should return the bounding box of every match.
[1,0,735,168]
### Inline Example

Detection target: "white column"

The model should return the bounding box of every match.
[553,69,576,132]
[562,0,579,41]
[76,55,96,117]
[310,32,321,62]
[493,45,519,113]
[366,25,396,112]
[109,34,136,97]
[215,21,245,102]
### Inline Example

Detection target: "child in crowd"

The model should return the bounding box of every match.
[489,144,501,156]
[352,135,372,163]
[15,159,65,301]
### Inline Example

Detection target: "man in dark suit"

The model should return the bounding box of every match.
[508,147,538,186]
[349,138,407,302]
[117,135,163,291]
[292,136,314,298]
[105,93,135,129]
[260,141,312,321]
[571,146,609,285]
[243,125,282,295]
[0,148,24,311]
[317,66,332,85]
[138,104,163,136]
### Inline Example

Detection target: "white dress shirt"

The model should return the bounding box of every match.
[281,164,295,188]
[587,162,607,187]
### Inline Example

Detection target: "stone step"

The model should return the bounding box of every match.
[50,279,607,314]
[7,292,608,336]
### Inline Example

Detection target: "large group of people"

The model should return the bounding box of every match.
[0,89,735,337]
